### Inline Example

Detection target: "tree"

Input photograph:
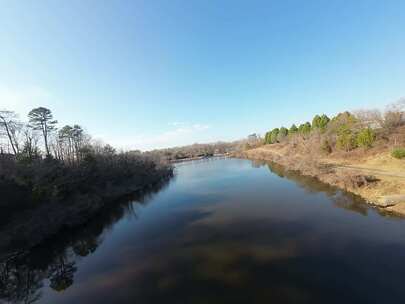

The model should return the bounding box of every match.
[319,114,330,130]
[354,109,383,128]
[312,114,330,131]
[20,125,40,161]
[102,144,116,155]
[0,110,22,155]
[57,125,74,162]
[356,128,376,148]
[270,128,279,144]
[382,98,405,130]
[312,115,321,130]
[278,127,288,141]
[298,122,311,138]
[28,107,58,156]
[265,131,271,144]
[336,125,357,151]
[289,124,298,135]
[48,256,76,292]
[330,112,357,129]
[71,125,86,161]
[56,124,87,163]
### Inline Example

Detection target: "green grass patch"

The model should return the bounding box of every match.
[391,148,405,159]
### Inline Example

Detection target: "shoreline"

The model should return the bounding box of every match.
[170,153,230,163]
[235,147,405,216]
[0,171,173,260]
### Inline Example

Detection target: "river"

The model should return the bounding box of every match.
[1,158,405,303]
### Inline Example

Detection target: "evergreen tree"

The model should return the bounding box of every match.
[299,122,311,137]
[289,124,298,134]
[264,131,271,144]
[28,107,58,156]
[270,128,279,144]
[312,115,321,130]
[278,127,288,141]
[336,124,357,151]
[319,114,330,130]
[356,127,376,148]
[312,114,330,131]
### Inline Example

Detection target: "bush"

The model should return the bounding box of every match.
[392,148,405,159]
[321,139,332,154]
[356,128,376,148]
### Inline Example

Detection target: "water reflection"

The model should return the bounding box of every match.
[1,159,405,304]
[261,161,369,215]
[262,160,399,218]
[0,181,169,304]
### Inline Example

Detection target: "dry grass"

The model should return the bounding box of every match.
[242,137,405,213]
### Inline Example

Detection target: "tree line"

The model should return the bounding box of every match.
[146,142,237,161]
[0,107,96,163]
[0,106,172,207]
[263,99,405,152]
[0,106,173,256]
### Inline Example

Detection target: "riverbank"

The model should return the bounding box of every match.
[170,153,229,163]
[170,153,230,163]
[0,165,173,259]
[237,144,405,216]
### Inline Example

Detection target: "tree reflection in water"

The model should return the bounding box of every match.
[262,160,401,218]
[0,180,169,304]
[1,160,401,303]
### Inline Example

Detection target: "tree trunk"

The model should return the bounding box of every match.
[1,119,17,155]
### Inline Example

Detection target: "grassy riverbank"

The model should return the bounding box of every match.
[239,143,405,215]
[240,102,405,215]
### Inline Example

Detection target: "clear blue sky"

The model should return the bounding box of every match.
[1,0,404,150]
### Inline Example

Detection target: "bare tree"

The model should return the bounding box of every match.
[56,124,88,164]
[21,125,40,160]
[382,99,405,130]
[353,109,383,128]
[58,125,74,162]
[72,125,86,161]
[0,110,22,155]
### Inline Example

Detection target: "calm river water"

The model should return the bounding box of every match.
[2,158,405,304]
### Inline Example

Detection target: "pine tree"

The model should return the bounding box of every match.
[28,107,58,156]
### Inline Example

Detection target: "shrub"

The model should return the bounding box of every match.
[392,148,405,159]
[356,128,376,148]
[321,139,332,154]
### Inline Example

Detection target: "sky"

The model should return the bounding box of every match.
[1,0,405,151]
